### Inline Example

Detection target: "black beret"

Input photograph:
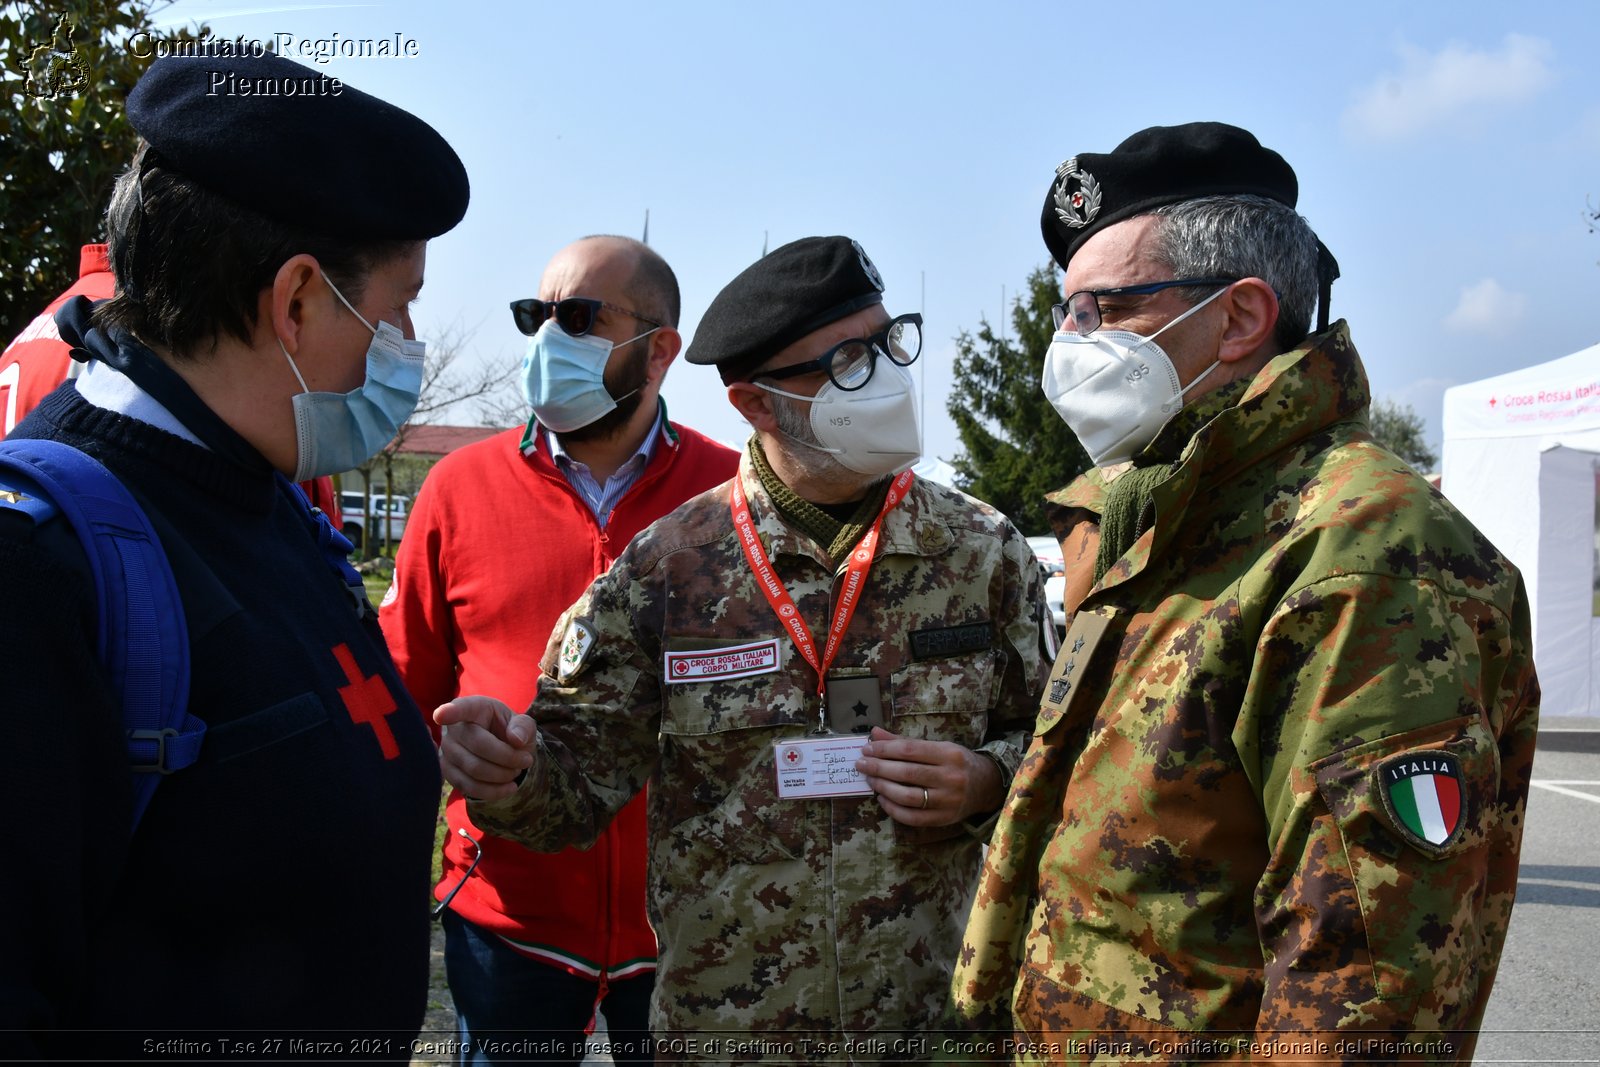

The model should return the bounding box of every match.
[1041,122,1296,270]
[127,52,468,240]
[686,236,885,383]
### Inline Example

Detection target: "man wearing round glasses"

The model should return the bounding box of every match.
[381,236,737,1064]
[432,236,1051,1055]
[954,123,1538,1059]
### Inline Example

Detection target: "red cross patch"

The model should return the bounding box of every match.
[332,643,399,759]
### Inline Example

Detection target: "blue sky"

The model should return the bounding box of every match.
[155,0,1600,467]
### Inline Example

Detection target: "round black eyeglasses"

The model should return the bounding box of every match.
[752,313,923,392]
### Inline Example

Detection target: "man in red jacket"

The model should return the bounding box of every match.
[380,234,738,1064]
[1,243,342,522]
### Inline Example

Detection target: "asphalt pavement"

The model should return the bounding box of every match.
[1476,720,1600,1064]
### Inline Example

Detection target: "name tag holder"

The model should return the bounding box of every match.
[774,733,873,799]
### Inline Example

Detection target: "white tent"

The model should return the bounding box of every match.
[1441,342,1600,717]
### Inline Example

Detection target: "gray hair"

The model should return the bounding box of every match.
[1147,194,1321,352]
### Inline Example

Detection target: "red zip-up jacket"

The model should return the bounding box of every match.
[2,245,111,437]
[380,418,738,981]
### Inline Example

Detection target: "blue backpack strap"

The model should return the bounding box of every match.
[0,439,202,831]
[275,474,372,619]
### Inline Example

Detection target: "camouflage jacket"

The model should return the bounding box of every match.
[470,453,1050,1060]
[951,324,1539,1064]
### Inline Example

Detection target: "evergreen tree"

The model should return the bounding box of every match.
[948,265,1090,534]
[1367,396,1438,472]
[1,2,205,340]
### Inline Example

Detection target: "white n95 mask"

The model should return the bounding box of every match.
[759,359,922,477]
[1041,286,1226,466]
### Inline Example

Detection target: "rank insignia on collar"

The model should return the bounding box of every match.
[1053,158,1102,229]
[556,618,596,683]
[1377,749,1465,855]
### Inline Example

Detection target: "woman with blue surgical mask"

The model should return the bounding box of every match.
[1,50,468,1052]
[278,271,427,481]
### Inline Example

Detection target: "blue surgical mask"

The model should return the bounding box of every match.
[279,273,425,481]
[520,318,656,433]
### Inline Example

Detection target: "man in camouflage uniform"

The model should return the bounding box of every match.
[952,124,1540,1063]
[438,236,1052,1060]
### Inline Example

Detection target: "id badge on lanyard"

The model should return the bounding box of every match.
[730,470,914,799]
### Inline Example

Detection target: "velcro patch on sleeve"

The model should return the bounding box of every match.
[1376,749,1466,855]
[556,618,596,683]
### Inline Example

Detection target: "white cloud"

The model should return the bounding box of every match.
[1343,34,1554,141]
[1443,278,1527,334]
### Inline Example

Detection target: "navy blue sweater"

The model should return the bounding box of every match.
[0,382,441,1057]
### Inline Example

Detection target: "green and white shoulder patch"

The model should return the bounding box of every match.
[556,618,597,683]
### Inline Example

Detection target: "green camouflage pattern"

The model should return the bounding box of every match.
[469,453,1050,1060]
[951,323,1540,1064]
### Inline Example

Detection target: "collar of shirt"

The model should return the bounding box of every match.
[75,358,207,447]
[540,401,665,524]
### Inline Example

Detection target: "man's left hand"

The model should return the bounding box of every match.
[856,726,1003,827]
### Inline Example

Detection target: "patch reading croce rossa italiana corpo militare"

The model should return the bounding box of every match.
[1376,749,1466,855]
[663,638,781,685]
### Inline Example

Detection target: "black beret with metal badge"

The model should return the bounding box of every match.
[1041,122,1296,270]
[687,235,886,383]
[1041,121,1338,329]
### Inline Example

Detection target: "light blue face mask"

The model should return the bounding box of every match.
[519,318,656,433]
[279,272,425,481]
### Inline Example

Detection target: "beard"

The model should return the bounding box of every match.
[560,340,651,444]
[767,390,862,486]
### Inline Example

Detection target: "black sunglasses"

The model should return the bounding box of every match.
[509,297,662,338]
[753,313,923,392]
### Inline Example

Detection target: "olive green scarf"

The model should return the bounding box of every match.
[749,437,889,563]
[1093,378,1251,581]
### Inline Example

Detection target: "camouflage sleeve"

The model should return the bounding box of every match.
[467,559,662,852]
[974,525,1052,784]
[1241,570,1539,1049]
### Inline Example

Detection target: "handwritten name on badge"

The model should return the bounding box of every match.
[774,735,873,799]
[664,638,780,684]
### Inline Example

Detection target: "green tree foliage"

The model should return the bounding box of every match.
[0,2,203,340]
[948,265,1091,534]
[1368,396,1438,472]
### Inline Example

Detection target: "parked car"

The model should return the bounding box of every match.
[1026,534,1067,636]
[338,491,410,551]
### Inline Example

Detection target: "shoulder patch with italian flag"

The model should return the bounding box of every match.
[1376,749,1465,855]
